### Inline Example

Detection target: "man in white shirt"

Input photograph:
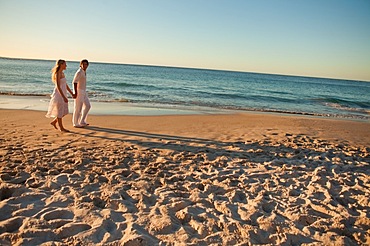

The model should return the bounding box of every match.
[72,59,91,127]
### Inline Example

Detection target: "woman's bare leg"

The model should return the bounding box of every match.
[50,118,58,130]
[57,118,70,132]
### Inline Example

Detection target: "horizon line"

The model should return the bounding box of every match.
[1,56,368,83]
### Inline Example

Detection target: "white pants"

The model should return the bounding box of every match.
[73,89,91,126]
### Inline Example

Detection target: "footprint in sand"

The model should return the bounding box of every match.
[0,216,24,233]
[40,208,74,221]
[56,223,92,239]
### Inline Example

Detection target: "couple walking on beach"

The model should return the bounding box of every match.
[46,59,91,132]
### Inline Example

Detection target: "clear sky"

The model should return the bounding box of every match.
[1,0,369,81]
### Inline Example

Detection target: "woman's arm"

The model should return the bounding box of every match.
[66,84,75,98]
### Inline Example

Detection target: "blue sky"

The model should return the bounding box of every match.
[0,0,369,81]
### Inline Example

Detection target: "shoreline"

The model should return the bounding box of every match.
[0,94,369,121]
[0,95,230,116]
[0,109,369,245]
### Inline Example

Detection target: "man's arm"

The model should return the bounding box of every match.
[72,71,80,98]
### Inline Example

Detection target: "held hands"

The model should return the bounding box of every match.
[72,93,77,99]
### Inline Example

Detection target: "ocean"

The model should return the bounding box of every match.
[0,57,369,119]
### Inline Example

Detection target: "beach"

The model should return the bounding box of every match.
[0,109,369,245]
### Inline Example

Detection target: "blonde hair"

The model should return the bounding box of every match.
[51,59,65,83]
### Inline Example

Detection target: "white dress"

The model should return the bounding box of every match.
[46,78,69,118]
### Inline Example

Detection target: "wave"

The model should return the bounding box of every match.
[0,91,49,97]
[95,98,130,103]
[313,97,370,114]
[94,81,161,90]
[325,102,370,114]
[129,99,370,120]
[316,97,370,108]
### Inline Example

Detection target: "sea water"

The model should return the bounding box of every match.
[0,57,369,119]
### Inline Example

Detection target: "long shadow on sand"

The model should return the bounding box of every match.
[72,126,365,170]
[84,126,223,145]
[76,126,236,157]
[75,125,369,175]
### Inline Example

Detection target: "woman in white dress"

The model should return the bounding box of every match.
[46,59,75,132]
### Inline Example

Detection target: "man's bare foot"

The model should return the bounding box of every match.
[50,121,58,130]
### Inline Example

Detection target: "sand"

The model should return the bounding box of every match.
[0,109,369,245]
